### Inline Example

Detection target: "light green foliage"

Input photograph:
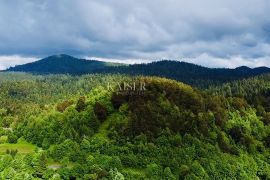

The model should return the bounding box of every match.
[163,167,176,180]
[109,168,125,180]
[146,163,163,179]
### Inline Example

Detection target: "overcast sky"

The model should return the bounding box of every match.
[1,0,270,69]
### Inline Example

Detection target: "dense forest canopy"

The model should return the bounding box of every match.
[0,71,270,179]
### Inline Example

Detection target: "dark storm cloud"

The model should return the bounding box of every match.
[1,0,270,69]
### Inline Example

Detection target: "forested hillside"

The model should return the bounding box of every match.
[102,62,270,88]
[0,72,270,179]
[5,54,270,88]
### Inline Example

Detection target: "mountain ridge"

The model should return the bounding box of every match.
[5,54,270,88]
[6,54,270,72]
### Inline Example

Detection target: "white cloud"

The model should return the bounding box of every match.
[84,56,153,65]
[0,55,37,70]
[0,0,270,68]
[185,53,270,68]
[86,53,270,68]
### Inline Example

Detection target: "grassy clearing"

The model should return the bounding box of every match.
[0,142,37,154]
[122,168,147,178]
[91,113,114,140]
[92,112,127,140]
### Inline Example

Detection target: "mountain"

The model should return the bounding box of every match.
[5,54,270,88]
[5,54,123,74]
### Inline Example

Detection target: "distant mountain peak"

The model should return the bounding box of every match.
[46,54,76,60]
[236,66,251,70]
[5,54,112,74]
[53,54,66,58]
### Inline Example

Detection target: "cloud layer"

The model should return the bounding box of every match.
[1,0,270,69]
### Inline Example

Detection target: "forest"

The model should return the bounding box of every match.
[0,71,270,179]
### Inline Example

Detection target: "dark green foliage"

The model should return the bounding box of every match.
[75,96,86,112]
[229,97,248,110]
[111,77,206,137]
[7,134,18,143]
[94,102,108,122]
[263,134,270,148]
[262,112,270,125]
[111,93,127,109]
[229,126,246,143]
[217,132,238,154]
